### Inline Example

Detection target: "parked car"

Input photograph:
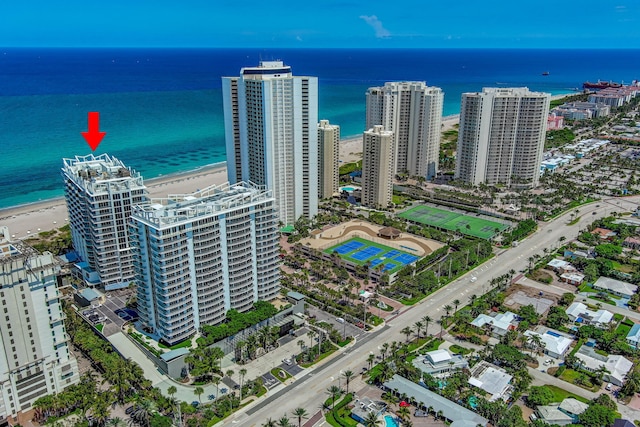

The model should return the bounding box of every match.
[282,358,292,365]
[606,383,613,391]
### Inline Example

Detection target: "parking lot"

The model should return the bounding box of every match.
[79,291,135,337]
[306,305,363,339]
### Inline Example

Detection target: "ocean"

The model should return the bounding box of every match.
[1,47,639,209]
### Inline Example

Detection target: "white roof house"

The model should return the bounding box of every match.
[468,361,513,402]
[592,276,638,298]
[426,349,452,364]
[558,398,589,417]
[536,398,588,425]
[576,347,633,386]
[415,349,469,378]
[626,324,640,348]
[470,311,518,336]
[524,329,573,359]
[565,302,613,327]
[546,259,574,271]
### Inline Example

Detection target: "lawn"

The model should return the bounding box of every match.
[270,368,292,382]
[560,369,599,392]
[611,261,636,274]
[399,205,508,239]
[323,236,421,274]
[158,338,192,350]
[545,385,589,404]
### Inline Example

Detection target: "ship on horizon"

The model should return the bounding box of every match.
[582,80,623,90]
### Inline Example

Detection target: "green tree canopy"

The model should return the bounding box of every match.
[527,386,554,406]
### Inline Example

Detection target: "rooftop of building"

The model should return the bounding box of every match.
[592,276,638,295]
[132,181,273,228]
[566,302,613,324]
[524,327,573,356]
[62,154,145,193]
[468,361,513,401]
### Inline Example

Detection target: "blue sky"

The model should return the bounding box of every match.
[1,0,639,48]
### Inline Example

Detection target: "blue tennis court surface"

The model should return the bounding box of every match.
[382,263,395,272]
[333,241,365,254]
[352,247,383,261]
[385,250,400,258]
[395,253,419,264]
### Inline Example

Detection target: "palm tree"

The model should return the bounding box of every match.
[401,326,413,343]
[422,315,431,336]
[437,319,444,338]
[443,304,452,317]
[262,418,277,427]
[277,416,292,427]
[414,321,423,339]
[326,385,342,411]
[380,342,389,361]
[129,399,156,427]
[239,368,248,400]
[297,339,305,355]
[226,369,235,384]
[291,407,309,427]
[453,299,460,314]
[194,386,204,403]
[167,386,177,401]
[397,406,410,422]
[342,370,355,394]
[367,353,375,369]
[212,376,221,400]
[362,411,382,427]
[307,330,316,359]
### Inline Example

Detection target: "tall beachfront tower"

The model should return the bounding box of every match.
[222,61,319,227]
[362,126,395,209]
[455,87,550,188]
[0,227,79,421]
[130,182,280,345]
[318,119,340,199]
[62,154,148,288]
[366,82,444,180]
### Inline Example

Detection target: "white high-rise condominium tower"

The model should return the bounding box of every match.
[0,227,79,420]
[366,82,444,180]
[362,126,395,209]
[455,87,550,188]
[130,182,280,345]
[62,154,147,288]
[318,119,340,199]
[222,61,319,226]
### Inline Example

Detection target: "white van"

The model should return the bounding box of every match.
[470,277,477,283]
[336,317,345,324]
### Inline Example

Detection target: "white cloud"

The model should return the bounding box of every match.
[359,15,390,38]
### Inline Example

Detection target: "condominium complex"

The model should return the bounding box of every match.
[62,154,147,288]
[0,227,79,421]
[455,87,550,188]
[362,126,395,209]
[318,119,340,199]
[222,61,319,226]
[130,182,280,345]
[366,82,444,180]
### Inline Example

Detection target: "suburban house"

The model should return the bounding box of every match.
[563,249,593,260]
[592,276,638,298]
[560,272,585,285]
[383,375,488,426]
[626,324,640,348]
[533,398,589,426]
[565,302,613,327]
[546,259,577,274]
[470,311,518,337]
[414,349,468,378]
[524,327,573,359]
[623,236,640,250]
[591,227,617,240]
[350,396,386,424]
[575,347,633,386]
[468,361,513,402]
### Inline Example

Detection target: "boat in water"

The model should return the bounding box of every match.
[542,71,550,76]
[583,80,623,90]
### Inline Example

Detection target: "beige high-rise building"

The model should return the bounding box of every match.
[455,87,550,188]
[366,82,443,180]
[317,120,340,199]
[0,227,79,420]
[362,125,395,209]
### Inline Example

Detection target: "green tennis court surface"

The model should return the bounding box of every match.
[324,237,420,274]
[399,205,508,239]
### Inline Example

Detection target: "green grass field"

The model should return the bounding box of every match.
[398,205,509,239]
[323,236,420,274]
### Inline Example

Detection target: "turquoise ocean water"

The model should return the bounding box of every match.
[1,48,639,209]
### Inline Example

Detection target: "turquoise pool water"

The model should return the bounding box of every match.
[341,186,355,192]
[384,415,399,427]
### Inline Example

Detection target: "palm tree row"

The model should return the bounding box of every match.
[262,407,309,427]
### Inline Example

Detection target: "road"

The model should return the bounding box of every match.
[227,196,640,426]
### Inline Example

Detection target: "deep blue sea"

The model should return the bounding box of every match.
[1,48,639,209]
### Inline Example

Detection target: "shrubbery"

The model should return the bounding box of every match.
[198,301,278,346]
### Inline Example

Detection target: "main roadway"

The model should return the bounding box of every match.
[228,195,640,426]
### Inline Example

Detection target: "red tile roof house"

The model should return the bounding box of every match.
[591,227,617,240]
[623,236,640,250]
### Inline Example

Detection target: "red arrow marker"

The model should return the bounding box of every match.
[81,112,106,151]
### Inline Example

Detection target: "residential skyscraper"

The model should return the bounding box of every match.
[62,154,147,287]
[130,182,280,345]
[362,126,395,209]
[222,61,319,226]
[455,87,550,188]
[366,82,444,180]
[317,119,340,199]
[0,227,79,420]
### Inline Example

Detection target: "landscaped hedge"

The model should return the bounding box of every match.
[198,301,277,346]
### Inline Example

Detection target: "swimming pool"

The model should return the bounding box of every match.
[546,331,561,337]
[341,186,355,192]
[384,415,399,427]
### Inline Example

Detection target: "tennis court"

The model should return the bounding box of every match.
[324,237,421,274]
[399,205,509,239]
